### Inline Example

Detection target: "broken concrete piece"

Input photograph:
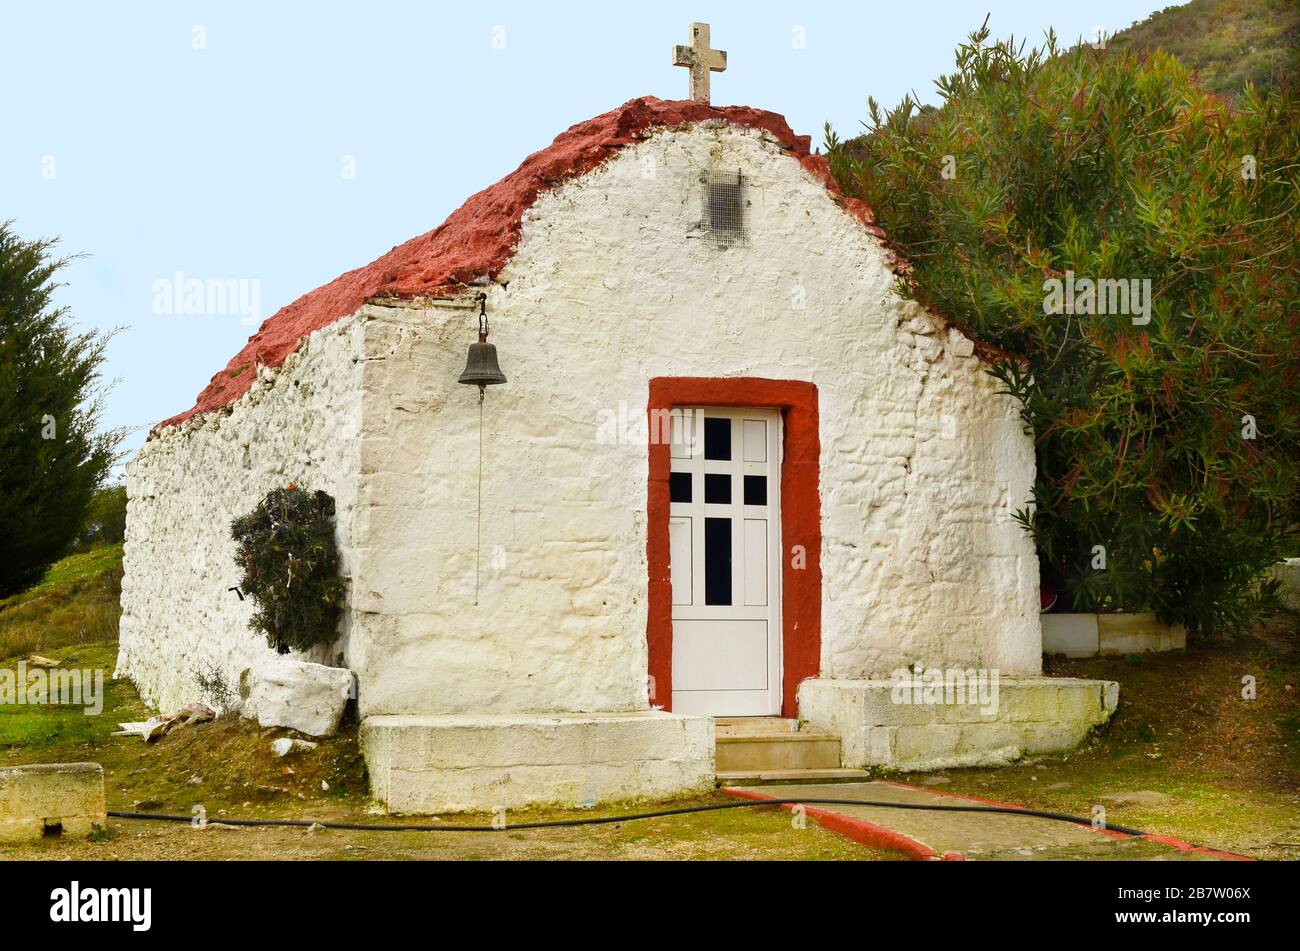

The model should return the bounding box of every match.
[114,701,217,742]
[0,762,106,842]
[176,702,216,724]
[114,715,175,742]
[248,657,353,737]
[270,737,319,757]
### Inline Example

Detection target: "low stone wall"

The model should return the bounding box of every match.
[361,712,714,813]
[0,762,106,842]
[798,677,1118,772]
[1272,559,1300,611]
[1041,611,1186,658]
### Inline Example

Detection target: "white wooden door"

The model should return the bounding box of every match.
[669,406,782,715]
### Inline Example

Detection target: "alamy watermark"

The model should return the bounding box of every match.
[890,663,1000,716]
[596,403,703,447]
[50,881,151,931]
[1043,270,1151,325]
[0,662,104,715]
[152,271,262,326]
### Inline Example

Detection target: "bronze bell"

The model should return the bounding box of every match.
[458,292,507,388]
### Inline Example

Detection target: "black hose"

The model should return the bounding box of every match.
[109,797,1148,836]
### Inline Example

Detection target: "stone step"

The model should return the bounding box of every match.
[714,716,800,738]
[717,768,872,785]
[716,732,842,772]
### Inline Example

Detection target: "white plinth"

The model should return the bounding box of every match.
[360,711,715,813]
[798,677,1118,772]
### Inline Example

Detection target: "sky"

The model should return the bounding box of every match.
[0,0,1173,471]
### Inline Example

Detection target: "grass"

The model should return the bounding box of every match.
[2,544,1296,859]
[925,619,1300,860]
[0,544,123,659]
[0,636,889,860]
[0,545,887,860]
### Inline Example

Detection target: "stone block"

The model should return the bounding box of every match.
[361,711,713,813]
[1097,612,1186,655]
[1041,613,1100,657]
[1042,612,1185,657]
[799,676,1118,771]
[247,656,354,737]
[0,763,106,842]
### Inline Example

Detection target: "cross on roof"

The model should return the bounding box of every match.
[673,22,726,104]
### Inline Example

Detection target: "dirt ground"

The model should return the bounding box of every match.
[0,801,894,861]
[0,642,895,860]
[1,621,1297,861]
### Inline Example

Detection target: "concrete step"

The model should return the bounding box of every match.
[714,716,800,738]
[716,732,842,772]
[717,768,872,785]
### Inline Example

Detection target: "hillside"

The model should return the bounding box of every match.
[0,544,122,659]
[1108,0,1299,100]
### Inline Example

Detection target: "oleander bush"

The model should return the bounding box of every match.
[827,22,1299,633]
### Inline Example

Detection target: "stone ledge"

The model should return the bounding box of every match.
[798,677,1118,772]
[1042,611,1186,657]
[0,762,106,843]
[360,712,715,813]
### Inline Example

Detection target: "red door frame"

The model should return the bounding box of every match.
[646,377,821,718]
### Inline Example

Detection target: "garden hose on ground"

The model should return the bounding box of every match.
[109,798,1148,837]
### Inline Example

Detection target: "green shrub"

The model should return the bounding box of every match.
[230,484,345,654]
[827,22,1299,634]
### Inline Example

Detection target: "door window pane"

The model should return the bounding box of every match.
[670,471,692,503]
[704,473,731,504]
[704,517,732,605]
[703,417,731,460]
[743,475,767,506]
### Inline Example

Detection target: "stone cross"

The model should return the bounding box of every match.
[673,22,726,103]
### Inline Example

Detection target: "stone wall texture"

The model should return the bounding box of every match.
[119,121,1040,720]
[117,318,365,713]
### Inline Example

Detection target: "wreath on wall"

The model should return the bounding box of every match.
[230,484,345,654]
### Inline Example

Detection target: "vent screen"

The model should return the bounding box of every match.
[704,169,747,248]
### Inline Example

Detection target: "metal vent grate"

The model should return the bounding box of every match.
[704,169,747,248]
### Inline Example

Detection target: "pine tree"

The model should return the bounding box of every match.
[0,222,122,596]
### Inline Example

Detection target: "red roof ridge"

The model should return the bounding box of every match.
[153,95,992,435]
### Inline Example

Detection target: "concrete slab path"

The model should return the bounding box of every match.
[723,781,1253,861]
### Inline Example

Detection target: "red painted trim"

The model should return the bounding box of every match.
[721,787,960,860]
[647,378,821,717]
[879,781,1257,861]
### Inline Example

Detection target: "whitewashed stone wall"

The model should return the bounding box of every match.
[120,121,1039,721]
[116,317,366,713]
[348,122,1040,719]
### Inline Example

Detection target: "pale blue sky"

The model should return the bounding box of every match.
[1,1,1171,468]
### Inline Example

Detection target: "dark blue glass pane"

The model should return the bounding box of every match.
[704,417,731,460]
[705,473,731,504]
[744,475,767,505]
[670,472,692,503]
[704,517,732,606]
